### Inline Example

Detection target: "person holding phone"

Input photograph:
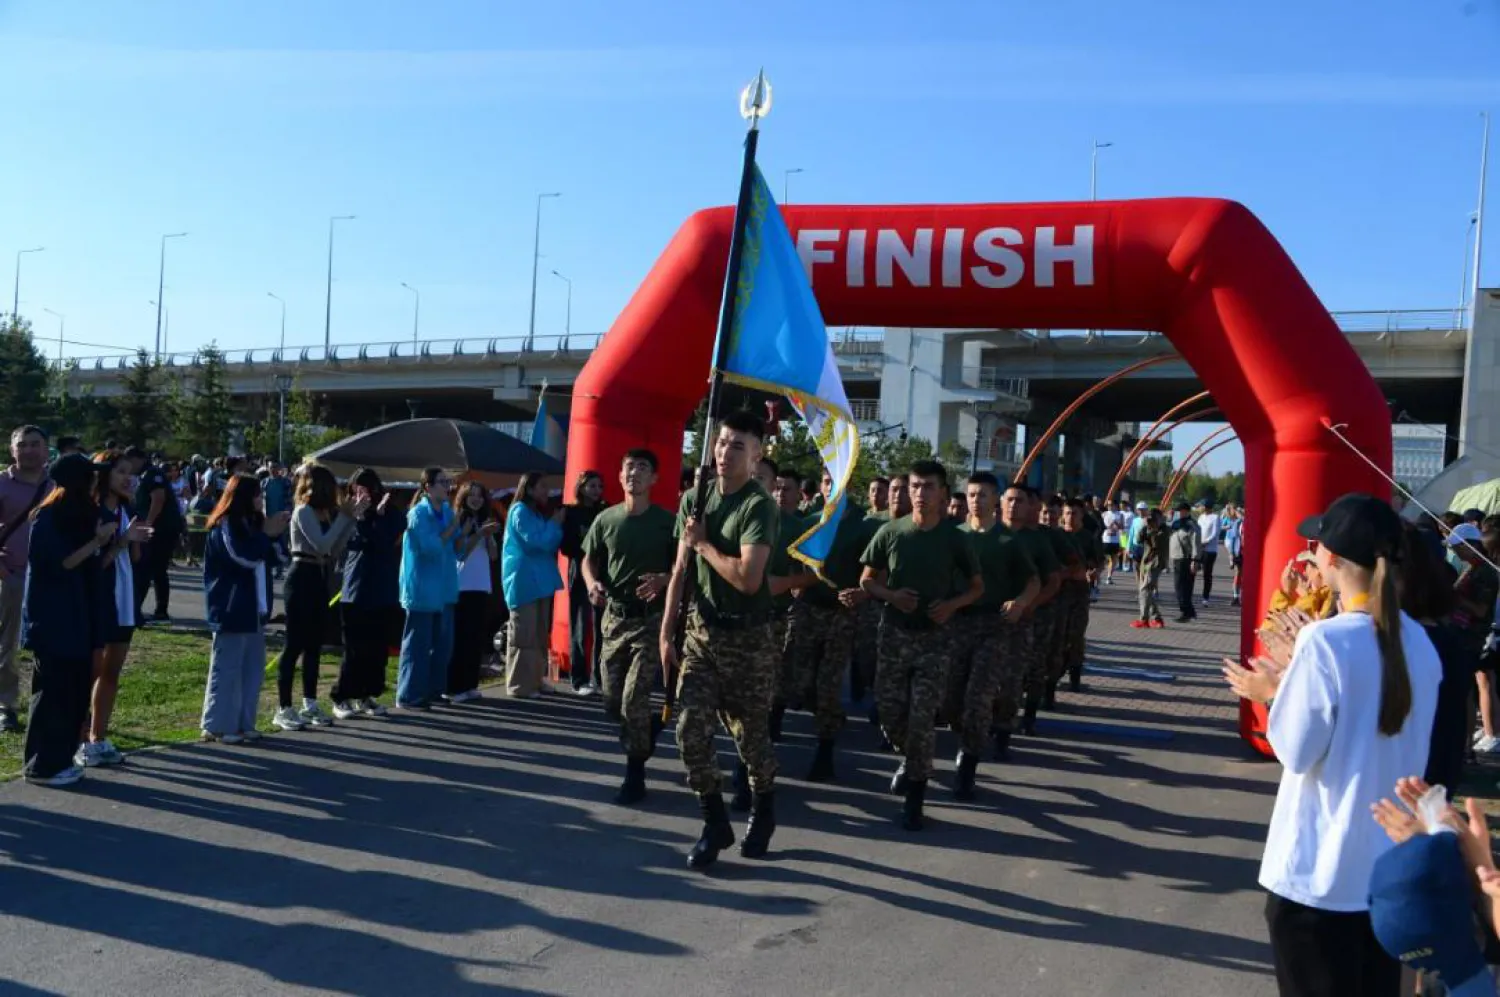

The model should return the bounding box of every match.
[448,481,500,703]
[201,473,290,743]
[21,454,114,786]
[398,467,463,710]
[331,468,404,719]
[77,451,152,767]
[500,472,564,699]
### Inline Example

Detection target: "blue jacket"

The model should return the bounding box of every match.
[342,507,405,608]
[203,519,275,634]
[22,506,102,660]
[400,498,459,613]
[501,502,563,611]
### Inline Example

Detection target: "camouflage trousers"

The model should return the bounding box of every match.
[875,617,951,782]
[675,617,779,795]
[852,600,881,690]
[773,603,806,707]
[1050,581,1091,684]
[992,617,1033,733]
[945,613,1025,752]
[786,601,853,739]
[598,607,662,759]
[1018,602,1057,703]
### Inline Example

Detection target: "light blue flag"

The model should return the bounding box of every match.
[531,393,566,461]
[718,165,858,572]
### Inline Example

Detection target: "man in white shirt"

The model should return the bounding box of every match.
[1196,502,1222,606]
[1099,502,1122,586]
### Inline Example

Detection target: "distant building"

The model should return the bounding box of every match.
[1391,423,1446,490]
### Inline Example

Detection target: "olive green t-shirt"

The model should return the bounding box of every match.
[1010,525,1062,581]
[675,480,777,617]
[803,511,882,608]
[580,503,677,605]
[960,521,1039,609]
[1045,525,1082,572]
[1069,528,1105,570]
[860,516,981,629]
[770,508,808,610]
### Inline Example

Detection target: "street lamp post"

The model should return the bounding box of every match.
[42,308,64,365]
[149,300,171,356]
[783,167,804,204]
[1090,140,1113,201]
[527,192,561,352]
[154,233,187,358]
[550,269,571,351]
[274,374,294,464]
[267,292,286,355]
[12,246,44,320]
[323,215,356,353]
[400,282,420,347]
[1460,214,1479,316]
[1471,111,1490,326]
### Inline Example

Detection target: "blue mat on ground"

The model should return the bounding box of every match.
[1084,665,1178,683]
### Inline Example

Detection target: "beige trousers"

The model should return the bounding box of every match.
[504,599,552,698]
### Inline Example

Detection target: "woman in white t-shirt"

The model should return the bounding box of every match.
[1223,493,1443,997]
[447,480,500,703]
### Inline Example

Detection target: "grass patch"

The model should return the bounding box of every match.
[0,628,402,780]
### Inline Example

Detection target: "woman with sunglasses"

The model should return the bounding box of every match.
[1224,494,1442,996]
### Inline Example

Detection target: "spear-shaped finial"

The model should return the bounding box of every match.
[739,69,772,128]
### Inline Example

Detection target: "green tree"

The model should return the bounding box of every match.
[115,350,169,449]
[0,317,55,431]
[244,380,351,465]
[175,344,235,456]
[52,367,118,449]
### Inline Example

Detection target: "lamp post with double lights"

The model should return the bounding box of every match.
[154,233,187,358]
[323,215,356,353]
[551,269,571,351]
[401,282,420,347]
[42,308,64,365]
[267,292,286,355]
[783,167,804,204]
[12,246,44,320]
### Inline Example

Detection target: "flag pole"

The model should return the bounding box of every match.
[663,70,770,718]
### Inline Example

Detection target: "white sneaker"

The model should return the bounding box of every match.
[361,698,387,717]
[1475,728,1488,747]
[29,765,84,788]
[575,684,599,698]
[272,707,307,731]
[332,700,361,720]
[1477,735,1500,754]
[75,740,125,767]
[300,699,333,727]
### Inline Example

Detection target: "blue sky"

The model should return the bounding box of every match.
[4,0,1500,473]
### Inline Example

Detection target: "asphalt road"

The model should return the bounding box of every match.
[0,572,1279,996]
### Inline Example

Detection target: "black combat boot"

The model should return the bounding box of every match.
[730,759,753,812]
[901,779,928,831]
[1042,681,1058,710]
[992,728,1012,760]
[768,703,786,743]
[687,791,736,869]
[889,762,909,795]
[1068,664,1083,693]
[805,738,836,782]
[952,751,978,801]
[739,790,777,859]
[1020,694,1040,736]
[615,756,647,805]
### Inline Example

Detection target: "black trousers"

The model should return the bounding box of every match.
[332,602,391,703]
[567,561,601,688]
[278,560,328,707]
[448,590,495,695]
[1264,893,1401,997]
[134,529,179,618]
[23,653,92,779]
[1173,560,1197,620]
[1201,550,1219,600]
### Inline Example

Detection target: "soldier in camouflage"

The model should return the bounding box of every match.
[861,460,983,831]
[947,472,1039,798]
[999,484,1064,744]
[581,449,678,804]
[1040,495,1085,711]
[660,410,781,870]
[1059,497,1104,695]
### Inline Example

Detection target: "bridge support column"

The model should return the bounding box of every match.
[1461,288,1500,461]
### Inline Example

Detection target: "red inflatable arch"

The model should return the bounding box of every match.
[567,197,1392,755]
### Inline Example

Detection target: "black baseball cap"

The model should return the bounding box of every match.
[1296,493,1403,570]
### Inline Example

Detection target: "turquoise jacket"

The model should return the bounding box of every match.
[501,502,563,611]
[400,498,459,613]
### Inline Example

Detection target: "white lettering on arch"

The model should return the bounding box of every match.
[795,230,840,284]
[971,227,1025,288]
[941,228,965,288]
[847,229,867,287]
[1035,225,1095,287]
[875,228,934,288]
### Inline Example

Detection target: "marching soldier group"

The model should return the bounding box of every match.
[577,412,1104,870]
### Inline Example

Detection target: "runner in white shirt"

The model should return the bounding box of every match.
[1223,494,1441,997]
[1100,502,1122,586]
[1196,503,1222,605]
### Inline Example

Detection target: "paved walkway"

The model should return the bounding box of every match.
[0,571,1280,996]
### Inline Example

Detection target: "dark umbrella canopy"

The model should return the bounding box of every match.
[307,418,564,490]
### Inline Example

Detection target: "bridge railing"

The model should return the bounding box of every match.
[60,310,1461,373]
